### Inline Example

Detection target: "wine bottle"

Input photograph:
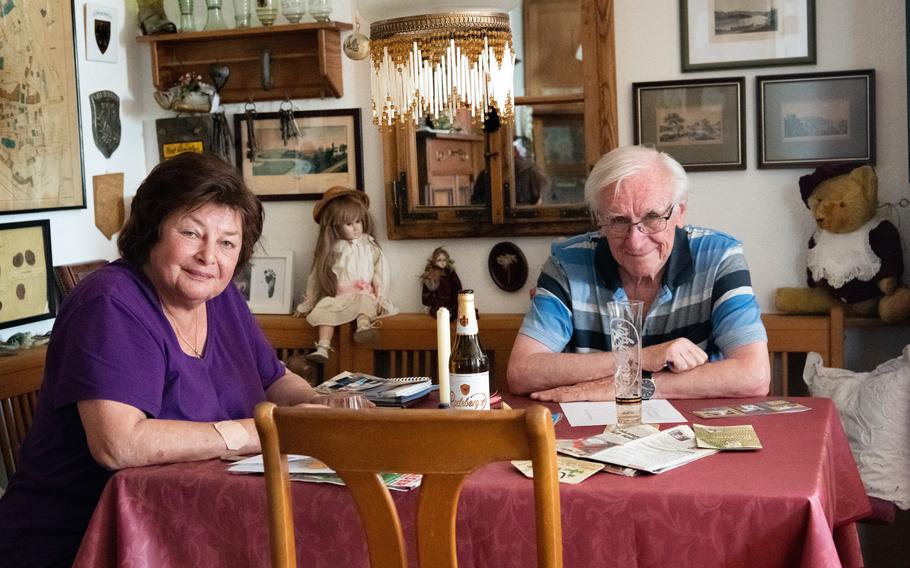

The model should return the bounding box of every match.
[449,290,490,410]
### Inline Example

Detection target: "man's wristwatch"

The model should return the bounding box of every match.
[641,370,656,400]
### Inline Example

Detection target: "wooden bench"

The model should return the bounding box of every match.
[257,307,846,397]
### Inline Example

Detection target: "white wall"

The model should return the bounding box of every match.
[6,0,910,369]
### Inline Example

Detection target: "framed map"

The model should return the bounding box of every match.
[0,0,85,215]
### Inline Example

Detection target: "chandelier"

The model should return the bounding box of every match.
[369,11,515,128]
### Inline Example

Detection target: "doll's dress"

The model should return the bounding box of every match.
[302,235,398,326]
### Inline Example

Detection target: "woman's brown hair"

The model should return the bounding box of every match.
[118,152,263,277]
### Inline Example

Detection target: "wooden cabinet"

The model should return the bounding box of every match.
[136,22,351,103]
[416,132,484,206]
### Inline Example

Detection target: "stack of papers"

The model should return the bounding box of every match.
[557,424,716,475]
[227,454,422,491]
[317,371,435,407]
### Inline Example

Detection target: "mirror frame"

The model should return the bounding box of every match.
[382,0,618,240]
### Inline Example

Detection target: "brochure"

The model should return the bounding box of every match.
[556,424,661,477]
[691,399,811,419]
[565,424,717,474]
[227,454,422,491]
[693,423,762,450]
[511,456,604,484]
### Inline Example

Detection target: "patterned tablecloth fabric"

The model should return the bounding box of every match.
[74,396,871,568]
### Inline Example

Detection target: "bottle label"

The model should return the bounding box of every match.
[449,372,490,410]
[455,315,478,335]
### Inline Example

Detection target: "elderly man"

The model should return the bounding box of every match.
[507,146,769,402]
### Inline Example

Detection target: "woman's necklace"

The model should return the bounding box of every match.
[163,304,201,357]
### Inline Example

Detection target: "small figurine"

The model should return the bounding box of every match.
[419,247,462,319]
[296,187,398,363]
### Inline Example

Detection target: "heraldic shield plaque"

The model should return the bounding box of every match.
[89,90,121,159]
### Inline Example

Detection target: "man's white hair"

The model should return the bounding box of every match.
[584,146,689,221]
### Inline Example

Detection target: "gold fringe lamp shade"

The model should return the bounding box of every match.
[370,11,515,128]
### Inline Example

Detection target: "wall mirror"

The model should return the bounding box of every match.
[382,0,618,239]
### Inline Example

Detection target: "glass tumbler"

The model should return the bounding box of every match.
[178,0,197,32]
[233,0,251,27]
[323,392,367,409]
[308,0,332,22]
[281,0,306,23]
[255,0,278,26]
[607,300,644,425]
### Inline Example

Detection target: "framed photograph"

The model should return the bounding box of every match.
[0,0,85,215]
[236,252,294,314]
[681,0,816,71]
[756,70,875,168]
[0,220,56,330]
[54,259,108,300]
[234,109,363,201]
[633,77,746,171]
[85,3,119,63]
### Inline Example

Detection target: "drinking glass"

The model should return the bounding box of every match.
[233,0,251,27]
[255,0,278,26]
[308,0,332,22]
[281,0,306,23]
[323,392,367,409]
[204,0,228,30]
[178,0,197,32]
[607,300,643,425]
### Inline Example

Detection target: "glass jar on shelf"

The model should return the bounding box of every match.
[281,0,306,23]
[178,0,196,32]
[203,0,228,30]
[307,0,332,22]
[233,0,252,28]
[255,0,278,26]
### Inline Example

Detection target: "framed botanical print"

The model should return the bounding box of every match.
[234,108,363,201]
[633,77,746,171]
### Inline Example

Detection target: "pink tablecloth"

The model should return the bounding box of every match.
[74,397,870,568]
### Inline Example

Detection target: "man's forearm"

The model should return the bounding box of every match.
[654,345,770,399]
[508,349,616,394]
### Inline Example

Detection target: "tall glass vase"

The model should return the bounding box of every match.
[178,0,196,32]
[204,0,228,30]
[233,0,251,27]
[607,300,643,425]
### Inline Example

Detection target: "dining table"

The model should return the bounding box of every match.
[73,394,871,567]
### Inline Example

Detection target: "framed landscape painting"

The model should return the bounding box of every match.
[234,109,363,201]
[756,70,875,168]
[681,0,816,71]
[633,77,746,171]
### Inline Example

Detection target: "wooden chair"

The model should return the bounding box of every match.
[254,402,563,568]
[761,305,844,396]
[0,346,47,482]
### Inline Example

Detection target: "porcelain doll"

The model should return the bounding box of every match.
[419,247,462,319]
[296,186,398,363]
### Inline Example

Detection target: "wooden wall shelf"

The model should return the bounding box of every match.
[136,22,352,103]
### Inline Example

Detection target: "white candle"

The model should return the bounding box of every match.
[437,308,451,407]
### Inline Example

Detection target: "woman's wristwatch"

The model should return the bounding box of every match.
[641,370,656,400]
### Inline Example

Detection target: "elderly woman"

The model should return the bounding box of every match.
[0,153,323,566]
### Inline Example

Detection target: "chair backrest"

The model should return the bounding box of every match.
[255,402,563,568]
[0,346,46,482]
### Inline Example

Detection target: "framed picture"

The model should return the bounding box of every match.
[756,70,875,168]
[0,0,85,215]
[236,252,294,314]
[633,77,746,171]
[85,3,119,63]
[680,0,816,71]
[0,220,56,330]
[234,109,363,201]
[54,259,108,300]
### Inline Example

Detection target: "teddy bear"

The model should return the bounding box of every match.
[775,163,910,322]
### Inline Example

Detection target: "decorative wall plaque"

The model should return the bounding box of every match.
[89,90,121,159]
[92,173,124,240]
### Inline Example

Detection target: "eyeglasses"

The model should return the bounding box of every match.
[599,204,675,236]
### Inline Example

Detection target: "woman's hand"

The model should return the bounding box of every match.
[529,377,615,403]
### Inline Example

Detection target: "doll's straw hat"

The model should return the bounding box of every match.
[312,186,370,222]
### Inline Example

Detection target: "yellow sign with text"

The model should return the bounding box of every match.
[162,141,204,159]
